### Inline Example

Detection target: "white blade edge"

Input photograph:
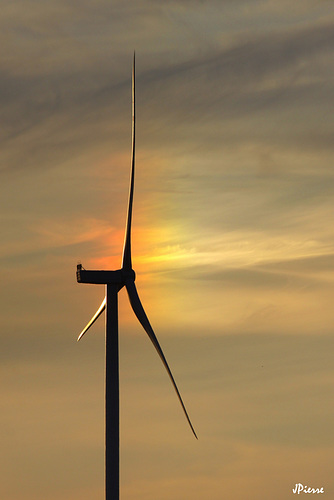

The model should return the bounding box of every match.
[121,52,136,270]
[125,280,198,439]
[77,297,106,341]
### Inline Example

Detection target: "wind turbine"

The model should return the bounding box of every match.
[76,54,197,500]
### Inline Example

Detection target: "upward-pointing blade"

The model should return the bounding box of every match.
[77,297,106,341]
[125,279,198,439]
[121,53,136,271]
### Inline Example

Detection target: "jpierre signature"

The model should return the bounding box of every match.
[292,483,324,494]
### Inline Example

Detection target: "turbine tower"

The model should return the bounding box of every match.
[76,54,197,500]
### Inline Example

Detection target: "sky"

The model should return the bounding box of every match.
[1,1,334,499]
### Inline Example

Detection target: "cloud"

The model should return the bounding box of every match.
[1,4,334,500]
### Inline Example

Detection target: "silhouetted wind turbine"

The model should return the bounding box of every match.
[76,53,197,500]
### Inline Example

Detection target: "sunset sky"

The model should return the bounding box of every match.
[1,1,334,499]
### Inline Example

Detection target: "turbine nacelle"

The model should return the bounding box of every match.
[77,263,135,286]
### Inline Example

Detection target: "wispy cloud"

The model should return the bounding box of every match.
[1,2,334,499]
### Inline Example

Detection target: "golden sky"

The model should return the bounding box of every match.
[1,1,334,499]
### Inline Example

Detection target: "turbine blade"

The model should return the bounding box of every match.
[125,280,198,439]
[121,52,136,270]
[77,297,106,341]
